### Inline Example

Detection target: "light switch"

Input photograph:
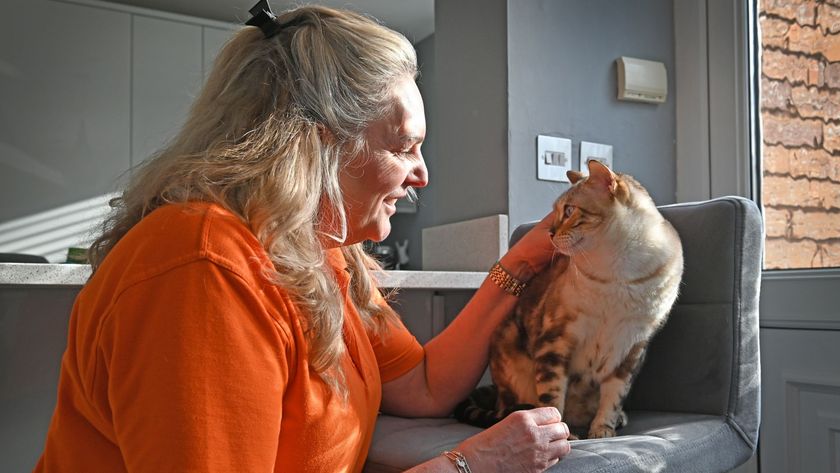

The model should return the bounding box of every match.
[579,141,613,175]
[537,135,572,182]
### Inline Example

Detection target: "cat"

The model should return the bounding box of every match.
[455,160,684,439]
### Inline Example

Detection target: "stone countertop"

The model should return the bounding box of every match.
[0,263,486,290]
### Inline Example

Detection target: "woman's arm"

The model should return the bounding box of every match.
[380,211,557,417]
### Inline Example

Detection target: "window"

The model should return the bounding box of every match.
[757,0,840,269]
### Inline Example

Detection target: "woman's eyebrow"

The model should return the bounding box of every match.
[399,134,424,145]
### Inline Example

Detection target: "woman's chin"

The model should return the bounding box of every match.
[346,221,391,245]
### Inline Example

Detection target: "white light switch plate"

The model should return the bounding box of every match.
[580,141,613,175]
[537,135,572,182]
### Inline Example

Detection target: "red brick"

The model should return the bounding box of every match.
[790,84,840,120]
[762,0,818,25]
[761,77,792,111]
[806,61,824,86]
[762,48,819,84]
[785,23,840,62]
[762,77,792,111]
[762,113,822,147]
[824,123,840,152]
[764,206,794,238]
[817,3,840,34]
[763,174,840,210]
[827,62,840,87]
[760,16,793,48]
[763,144,840,181]
[764,237,840,269]
[794,208,840,240]
[765,206,840,240]
[762,144,790,175]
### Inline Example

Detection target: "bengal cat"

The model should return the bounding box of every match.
[456,160,684,439]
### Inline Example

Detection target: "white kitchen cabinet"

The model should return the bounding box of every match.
[0,0,237,261]
[0,0,131,222]
[203,26,235,80]
[131,16,203,166]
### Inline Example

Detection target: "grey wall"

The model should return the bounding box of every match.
[433,0,510,225]
[506,0,677,229]
[388,0,677,268]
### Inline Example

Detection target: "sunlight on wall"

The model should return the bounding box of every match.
[0,193,117,263]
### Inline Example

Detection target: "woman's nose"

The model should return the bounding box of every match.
[406,151,428,188]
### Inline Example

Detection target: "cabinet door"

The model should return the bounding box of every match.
[0,0,131,223]
[760,328,840,473]
[131,16,202,166]
[203,26,236,81]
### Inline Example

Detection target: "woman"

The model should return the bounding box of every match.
[35,3,571,472]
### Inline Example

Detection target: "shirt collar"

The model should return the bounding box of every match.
[325,247,351,285]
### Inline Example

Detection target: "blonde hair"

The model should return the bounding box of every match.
[89,5,417,392]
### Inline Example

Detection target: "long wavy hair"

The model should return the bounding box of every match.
[88,5,417,393]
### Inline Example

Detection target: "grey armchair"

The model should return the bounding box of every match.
[365,196,763,473]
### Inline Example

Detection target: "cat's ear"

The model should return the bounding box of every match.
[567,170,585,184]
[587,159,617,195]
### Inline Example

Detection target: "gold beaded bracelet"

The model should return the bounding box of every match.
[488,261,527,296]
[443,450,473,473]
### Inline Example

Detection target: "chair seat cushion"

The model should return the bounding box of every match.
[364,411,751,473]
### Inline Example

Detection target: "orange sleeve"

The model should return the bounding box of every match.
[368,289,425,383]
[98,260,289,472]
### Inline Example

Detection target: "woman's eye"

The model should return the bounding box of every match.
[564,205,575,217]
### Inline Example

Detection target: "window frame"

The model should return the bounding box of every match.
[674,0,840,330]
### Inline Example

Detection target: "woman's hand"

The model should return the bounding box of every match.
[500,210,558,282]
[456,407,571,472]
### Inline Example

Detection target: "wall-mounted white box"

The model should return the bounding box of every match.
[537,135,572,183]
[616,56,667,104]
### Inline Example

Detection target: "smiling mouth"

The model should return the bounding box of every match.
[384,194,405,206]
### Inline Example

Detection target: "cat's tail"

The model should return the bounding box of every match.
[453,385,535,428]
[453,385,501,428]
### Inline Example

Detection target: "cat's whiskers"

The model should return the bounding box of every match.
[576,249,596,273]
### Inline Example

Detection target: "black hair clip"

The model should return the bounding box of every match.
[246,0,283,38]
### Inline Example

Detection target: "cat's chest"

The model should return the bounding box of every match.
[555,268,664,320]
[551,280,652,377]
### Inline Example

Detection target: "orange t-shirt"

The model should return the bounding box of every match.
[34,203,424,472]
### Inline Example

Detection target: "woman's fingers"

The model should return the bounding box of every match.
[527,406,563,425]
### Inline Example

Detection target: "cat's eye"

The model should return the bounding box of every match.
[564,205,575,217]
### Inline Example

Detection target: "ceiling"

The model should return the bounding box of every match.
[105,0,435,43]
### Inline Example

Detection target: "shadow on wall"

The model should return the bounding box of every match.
[0,193,116,263]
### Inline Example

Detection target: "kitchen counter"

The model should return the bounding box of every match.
[0,263,487,289]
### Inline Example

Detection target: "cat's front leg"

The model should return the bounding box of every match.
[589,341,647,438]
[532,343,574,414]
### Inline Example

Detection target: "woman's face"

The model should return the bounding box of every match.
[337,75,428,245]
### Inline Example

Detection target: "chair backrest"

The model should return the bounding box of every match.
[509,196,762,446]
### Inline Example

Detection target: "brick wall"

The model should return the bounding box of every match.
[760,0,840,269]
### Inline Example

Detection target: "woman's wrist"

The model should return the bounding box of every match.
[442,450,473,473]
[497,254,541,283]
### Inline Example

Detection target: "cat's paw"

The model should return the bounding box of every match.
[616,410,629,429]
[587,426,616,439]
